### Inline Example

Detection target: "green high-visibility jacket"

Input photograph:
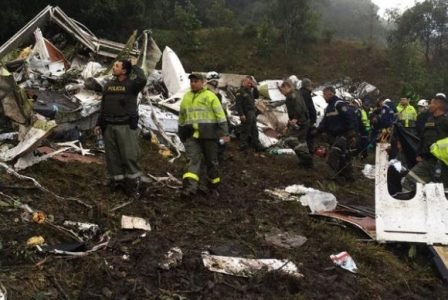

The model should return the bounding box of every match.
[179,87,228,139]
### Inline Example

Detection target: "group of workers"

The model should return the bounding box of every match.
[94,59,448,200]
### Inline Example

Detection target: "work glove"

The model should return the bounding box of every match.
[178,125,194,142]
[129,115,139,130]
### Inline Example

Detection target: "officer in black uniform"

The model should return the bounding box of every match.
[300,78,317,154]
[95,60,147,199]
[318,86,358,181]
[235,76,263,151]
[401,94,448,194]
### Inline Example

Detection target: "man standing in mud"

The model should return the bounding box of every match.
[95,59,147,199]
[300,78,317,154]
[179,73,230,197]
[279,80,312,168]
[318,86,357,181]
[236,76,264,152]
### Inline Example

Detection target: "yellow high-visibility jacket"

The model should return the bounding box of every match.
[431,137,448,166]
[179,87,228,139]
[397,104,417,127]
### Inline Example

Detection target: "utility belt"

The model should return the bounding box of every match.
[103,115,130,125]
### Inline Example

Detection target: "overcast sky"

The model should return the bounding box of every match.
[372,0,423,17]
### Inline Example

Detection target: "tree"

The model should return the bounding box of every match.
[391,0,448,63]
[204,0,236,28]
[388,0,448,96]
[271,0,318,54]
[170,0,202,52]
[313,0,386,44]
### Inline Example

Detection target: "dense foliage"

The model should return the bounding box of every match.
[0,0,446,97]
[0,0,386,46]
[389,0,448,98]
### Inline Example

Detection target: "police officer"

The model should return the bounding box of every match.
[280,80,312,168]
[179,73,230,197]
[236,76,263,151]
[401,94,448,194]
[318,86,357,181]
[95,59,147,199]
[300,78,317,154]
[370,97,395,145]
[416,99,430,138]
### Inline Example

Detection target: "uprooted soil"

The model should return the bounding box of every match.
[0,138,447,299]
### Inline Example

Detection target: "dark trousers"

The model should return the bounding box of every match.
[103,124,142,181]
[327,131,356,180]
[240,110,261,150]
[285,125,313,166]
[182,138,220,193]
[306,126,316,154]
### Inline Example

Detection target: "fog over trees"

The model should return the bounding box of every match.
[0,0,446,95]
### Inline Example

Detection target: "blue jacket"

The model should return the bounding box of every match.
[379,104,395,129]
[319,96,356,137]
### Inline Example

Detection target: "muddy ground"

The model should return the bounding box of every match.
[0,137,447,299]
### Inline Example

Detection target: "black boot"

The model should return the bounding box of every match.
[107,179,124,193]
[181,178,198,198]
[125,178,141,200]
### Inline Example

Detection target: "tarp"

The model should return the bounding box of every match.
[392,124,420,169]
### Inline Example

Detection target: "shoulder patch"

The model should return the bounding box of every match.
[341,105,348,112]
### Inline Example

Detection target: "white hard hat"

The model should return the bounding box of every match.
[417,99,428,107]
[206,71,220,80]
[436,93,447,99]
[384,99,391,103]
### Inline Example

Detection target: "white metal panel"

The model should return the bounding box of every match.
[161,47,190,97]
[375,143,448,245]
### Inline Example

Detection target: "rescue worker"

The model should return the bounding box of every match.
[397,97,417,129]
[236,76,264,151]
[279,80,312,168]
[416,99,430,137]
[417,99,429,114]
[178,73,230,197]
[370,97,395,144]
[317,86,357,181]
[94,59,146,199]
[401,94,448,194]
[384,98,397,114]
[354,99,370,159]
[206,75,227,162]
[300,78,317,154]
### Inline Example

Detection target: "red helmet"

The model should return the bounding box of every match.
[314,146,327,158]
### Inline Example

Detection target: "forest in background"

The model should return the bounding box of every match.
[0,0,447,98]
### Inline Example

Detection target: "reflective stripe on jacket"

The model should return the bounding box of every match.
[361,109,370,131]
[397,104,417,127]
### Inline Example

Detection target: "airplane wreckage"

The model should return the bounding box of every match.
[0,5,446,285]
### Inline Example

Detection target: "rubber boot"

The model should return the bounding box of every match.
[107,179,124,193]
[181,178,198,198]
[125,178,141,200]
